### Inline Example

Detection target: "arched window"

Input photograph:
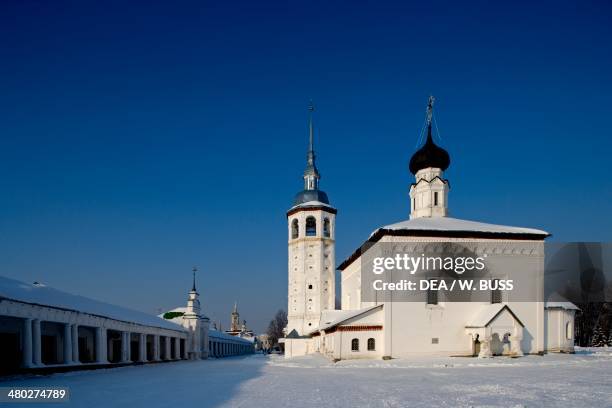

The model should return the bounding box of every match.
[367,338,375,351]
[566,322,573,340]
[305,216,316,236]
[323,218,330,237]
[291,219,299,239]
[351,338,359,352]
[434,192,439,206]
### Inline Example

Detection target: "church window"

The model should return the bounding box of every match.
[308,285,313,289]
[427,281,438,305]
[566,322,573,340]
[491,279,502,304]
[367,338,375,351]
[351,338,359,351]
[434,192,438,206]
[291,219,299,239]
[306,216,317,236]
[323,218,331,237]
[412,198,415,209]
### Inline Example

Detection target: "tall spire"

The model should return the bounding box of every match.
[308,100,315,161]
[191,266,197,292]
[185,265,201,317]
[303,100,320,191]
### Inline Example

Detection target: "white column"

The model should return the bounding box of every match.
[164,336,171,360]
[22,318,34,368]
[95,327,108,363]
[512,326,524,357]
[101,329,108,362]
[32,319,42,366]
[95,327,102,363]
[121,332,130,363]
[153,335,160,361]
[71,324,79,363]
[63,323,72,364]
[138,334,146,362]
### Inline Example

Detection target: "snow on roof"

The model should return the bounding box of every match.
[311,305,382,334]
[0,275,185,332]
[339,216,549,271]
[545,301,580,310]
[378,217,549,236]
[209,328,254,344]
[465,304,524,328]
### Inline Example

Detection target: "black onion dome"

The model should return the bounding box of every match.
[293,189,330,206]
[409,125,450,175]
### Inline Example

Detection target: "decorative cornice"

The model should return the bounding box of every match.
[337,228,549,271]
[287,205,338,217]
[410,175,450,189]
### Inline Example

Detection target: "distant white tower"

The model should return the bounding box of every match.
[286,102,336,336]
[230,301,240,332]
[409,96,451,219]
[182,267,209,359]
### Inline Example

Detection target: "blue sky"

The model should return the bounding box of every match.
[1,0,611,333]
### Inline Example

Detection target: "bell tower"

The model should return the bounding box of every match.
[286,102,336,336]
[230,302,240,332]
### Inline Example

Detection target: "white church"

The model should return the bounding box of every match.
[282,98,577,360]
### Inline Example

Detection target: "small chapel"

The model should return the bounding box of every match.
[282,98,577,360]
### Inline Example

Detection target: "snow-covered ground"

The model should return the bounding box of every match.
[2,348,610,407]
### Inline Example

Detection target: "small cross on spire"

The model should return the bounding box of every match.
[426,95,435,126]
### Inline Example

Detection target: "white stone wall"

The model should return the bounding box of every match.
[340,236,547,357]
[545,308,576,353]
[341,261,362,311]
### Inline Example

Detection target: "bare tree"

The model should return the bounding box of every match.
[267,309,287,347]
